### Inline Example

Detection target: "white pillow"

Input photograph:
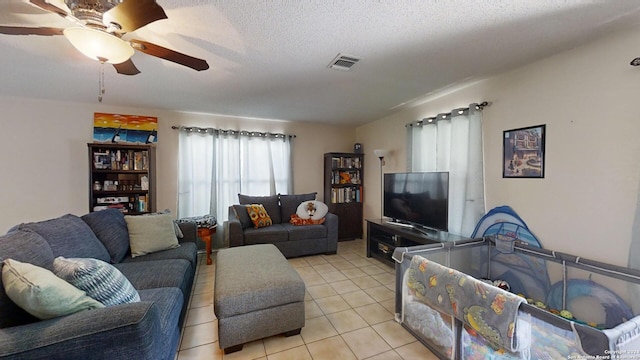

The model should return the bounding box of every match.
[125,214,180,258]
[53,257,140,306]
[296,200,329,220]
[2,259,104,320]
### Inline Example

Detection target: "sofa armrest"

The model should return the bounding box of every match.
[227,206,244,247]
[324,212,339,253]
[177,221,198,244]
[0,302,165,360]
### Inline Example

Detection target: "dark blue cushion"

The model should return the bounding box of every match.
[115,259,193,297]
[114,259,194,325]
[121,242,198,270]
[0,297,174,359]
[81,209,130,263]
[138,288,183,358]
[0,230,55,328]
[16,214,110,263]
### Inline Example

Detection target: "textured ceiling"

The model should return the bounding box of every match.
[1,0,640,125]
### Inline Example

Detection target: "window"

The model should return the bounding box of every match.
[177,128,293,226]
[407,104,485,236]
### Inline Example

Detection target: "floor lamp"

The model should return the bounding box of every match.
[373,149,388,220]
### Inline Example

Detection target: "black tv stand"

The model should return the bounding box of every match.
[384,220,414,229]
[366,218,470,266]
[385,219,440,235]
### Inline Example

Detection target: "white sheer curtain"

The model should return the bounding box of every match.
[407,104,485,236]
[177,128,293,225]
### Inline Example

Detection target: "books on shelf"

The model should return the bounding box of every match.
[331,156,362,169]
[331,186,363,204]
[92,149,149,171]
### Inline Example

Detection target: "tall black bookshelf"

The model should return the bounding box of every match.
[323,152,364,240]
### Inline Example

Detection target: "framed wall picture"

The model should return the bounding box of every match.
[503,124,545,178]
[93,113,158,144]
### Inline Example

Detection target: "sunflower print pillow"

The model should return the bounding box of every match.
[246,204,273,228]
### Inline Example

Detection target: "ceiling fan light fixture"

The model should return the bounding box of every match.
[63,27,133,64]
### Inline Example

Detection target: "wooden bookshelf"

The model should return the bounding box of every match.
[324,152,364,240]
[88,143,156,214]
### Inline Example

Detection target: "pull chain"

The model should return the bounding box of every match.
[98,58,106,102]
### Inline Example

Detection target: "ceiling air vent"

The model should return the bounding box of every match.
[328,53,361,71]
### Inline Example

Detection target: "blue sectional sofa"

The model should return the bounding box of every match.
[0,209,198,360]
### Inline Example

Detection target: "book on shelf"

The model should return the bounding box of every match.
[135,194,147,212]
[134,152,144,170]
[331,156,362,169]
[330,186,363,204]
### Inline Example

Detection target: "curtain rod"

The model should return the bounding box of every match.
[405,101,490,128]
[171,125,296,139]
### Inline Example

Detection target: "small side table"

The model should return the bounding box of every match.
[178,215,218,266]
[197,226,217,265]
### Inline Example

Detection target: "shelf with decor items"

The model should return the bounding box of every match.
[324,152,364,240]
[88,143,156,214]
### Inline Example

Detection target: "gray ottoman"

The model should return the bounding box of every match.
[214,244,305,354]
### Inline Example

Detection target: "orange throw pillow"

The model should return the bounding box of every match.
[246,204,273,228]
[290,214,325,226]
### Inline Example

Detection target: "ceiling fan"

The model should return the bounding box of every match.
[0,0,209,75]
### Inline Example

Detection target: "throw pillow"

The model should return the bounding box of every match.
[232,204,252,229]
[81,209,130,264]
[52,257,140,306]
[2,259,104,320]
[296,200,329,220]
[280,193,317,221]
[124,214,180,258]
[290,214,326,226]
[238,194,281,224]
[0,230,55,328]
[246,204,273,228]
[145,209,184,238]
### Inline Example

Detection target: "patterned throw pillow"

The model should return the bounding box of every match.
[2,259,104,320]
[246,204,273,228]
[52,257,140,306]
[289,214,326,226]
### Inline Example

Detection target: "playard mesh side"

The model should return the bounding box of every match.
[393,238,640,359]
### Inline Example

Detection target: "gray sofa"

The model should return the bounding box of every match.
[227,193,338,258]
[0,209,198,360]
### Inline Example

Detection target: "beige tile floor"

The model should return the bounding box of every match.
[177,239,438,360]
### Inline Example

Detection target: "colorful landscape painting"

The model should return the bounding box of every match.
[93,113,158,144]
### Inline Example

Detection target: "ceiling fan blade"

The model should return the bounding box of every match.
[29,0,68,17]
[104,0,167,33]
[113,59,141,76]
[130,39,209,71]
[0,26,63,36]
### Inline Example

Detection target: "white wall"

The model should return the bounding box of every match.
[0,97,355,233]
[357,25,640,267]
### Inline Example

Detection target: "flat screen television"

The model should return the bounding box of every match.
[383,172,449,232]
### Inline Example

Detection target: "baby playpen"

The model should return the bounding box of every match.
[392,236,640,359]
